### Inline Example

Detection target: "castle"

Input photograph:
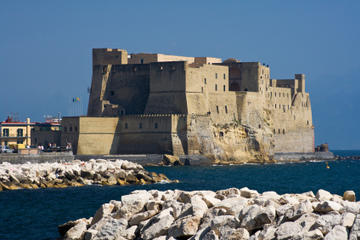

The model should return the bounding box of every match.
[61,48,314,162]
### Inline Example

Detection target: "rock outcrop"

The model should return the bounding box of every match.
[59,188,359,239]
[0,159,173,191]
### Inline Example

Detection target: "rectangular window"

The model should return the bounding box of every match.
[17,129,23,137]
[223,85,226,91]
[225,105,228,114]
[215,84,218,91]
[216,106,219,114]
[223,73,226,79]
[3,129,9,137]
[125,123,128,129]
[204,78,207,84]
[139,123,142,129]
[154,123,158,129]
[215,73,218,79]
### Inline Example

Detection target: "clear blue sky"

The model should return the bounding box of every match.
[0,1,359,149]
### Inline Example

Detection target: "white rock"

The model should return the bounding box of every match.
[310,212,342,235]
[167,215,201,238]
[303,229,324,240]
[324,225,348,240]
[240,187,259,198]
[342,212,356,227]
[190,195,208,218]
[119,191,152,219]
[315,201,343,213]
[201,194,221,208]
[216,188,240,198]
[65,220,87,240]
[349,214,360,240]
[92,217,127,240]
[275,222,302,240]
[316,189,333,201]
[123,225,137,240]
[213,197,248,216]
[295,213,320,232]
[202,230,219,240]
[141,208,175,240]
[284,200,313,221]
[83,229,98,240]
[342,200,360,214]
[240,205,276,231]
[91,203,115,225]
[129,209,158,226]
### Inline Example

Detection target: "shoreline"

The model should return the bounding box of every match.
[58,187,360,240]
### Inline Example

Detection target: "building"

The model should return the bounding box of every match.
[31,117,61,147]
[0,117,34,147]
[61,48,314,162]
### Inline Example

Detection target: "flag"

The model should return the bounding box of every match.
[72,97,80,102]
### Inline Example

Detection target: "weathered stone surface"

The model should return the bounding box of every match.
[342,212,356,227]
[168,215,201,238]
[349,214,360,240]
[129,209,158,226]
[92,217,127,240]
[324,225,348,240]
[190,195,208,217]
[240,187,259,198]
[343,190,356,202]
[314,201,343,213]
[141,208,175,239]
[275,222,302,240]
[240,205,276,231]
[91,203,115,225]
[213,196,248,216]
[65,219,87,240]
[316,189,333,201]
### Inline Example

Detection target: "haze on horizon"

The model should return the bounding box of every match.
[0,1,359,150]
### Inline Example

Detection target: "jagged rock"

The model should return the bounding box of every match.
[284,200,313,221]
[324,225,348,240]
[163,154,182,166]
[316,189,333,201]
[141,208,175,239]
[213,197,248,216]
[295,213,320,232]
[349,214,360,240]
[64,219,87,240]
[240,205,276,231]
[84,229,98,240]
[190,195,208,217]
[123,225,137,239]
[202,230,219,240]
[58,220,77,237]
[303,229,324,240]
[341,212,356,227]
[343,190,356,202]
[314,201,343,213]
[129,209,158,226]
[275,222,302,240]
[94,219,127,239]
[310,212,342,235]
[167,215,201,238]
[91,203,115,225]
[216,188,240,198]
[342,200,360,214]
[118,190,152,219]
[240,187,259,198]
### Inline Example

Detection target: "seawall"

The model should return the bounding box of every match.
[0,152,74,164]
[273,152,335,162]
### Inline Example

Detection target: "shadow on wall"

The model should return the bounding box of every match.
[109,119,122,154]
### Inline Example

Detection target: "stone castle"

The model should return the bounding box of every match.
[61,48,314,163]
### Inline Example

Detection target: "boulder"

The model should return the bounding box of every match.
[275,222,302,240]
[92,217,128,240]
[314,201,343,213]
[316,189,333,201]
[343,190,356,202]
[141,208,175,240]
[118,190,152,219]
[303,229,324,240]
[64,219,87,240]
[167,215,202,238]
[240,187,259,198]
[310,212,342,235]
[213,197,248,216]
[349,214,360,240]
[341,212,356,227]
[190,195,208,218]
[163,154,182,166]
[284,200,313,221]
[324,225,348,240]
[129,209,158,226]
[239,205,276,231]
[91,203,115,225]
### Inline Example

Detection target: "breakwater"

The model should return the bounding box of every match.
[59,187,359,240]
[0,159,172,191]
[0,152,74,164]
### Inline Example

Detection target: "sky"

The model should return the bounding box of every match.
[0,1,359,149]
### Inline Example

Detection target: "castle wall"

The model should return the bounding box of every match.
[145,62,188,114]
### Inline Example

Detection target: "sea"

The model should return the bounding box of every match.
[0,150,359,240]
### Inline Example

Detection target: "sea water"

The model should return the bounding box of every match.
[0,150,359,240]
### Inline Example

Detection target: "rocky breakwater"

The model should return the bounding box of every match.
[59,188,360,240]
[0,159,172,191]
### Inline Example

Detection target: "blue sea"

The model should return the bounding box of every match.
[0,150,359,240]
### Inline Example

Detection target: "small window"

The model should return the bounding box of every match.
[283,129,285,134]
[110,91,115,96]
[216,106,219,114]
[201,87,203,93]
[154,123,158,129]
[273,129,276,134]
[307,120,309,125]
[270,92,272,97]
[215,84,218,91]
[75,127,78,132]
[258,124,261,129]
[125,123,128,129]
[139,123,142,129]
[275,92,276,97]
[215,73,218,79]
[70,126,73,132]
[275,104,277,108]
[204,78,207,84]
[219,131,224,137]
[223,85,226,91]
[283,93,285,97]
[223,73,226,79]
[225,105,228,114]
[140,59,144,64]
[64,127,67,132]
[17,129,23,137]
[2,129,9,137]
[278,129,281,134]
